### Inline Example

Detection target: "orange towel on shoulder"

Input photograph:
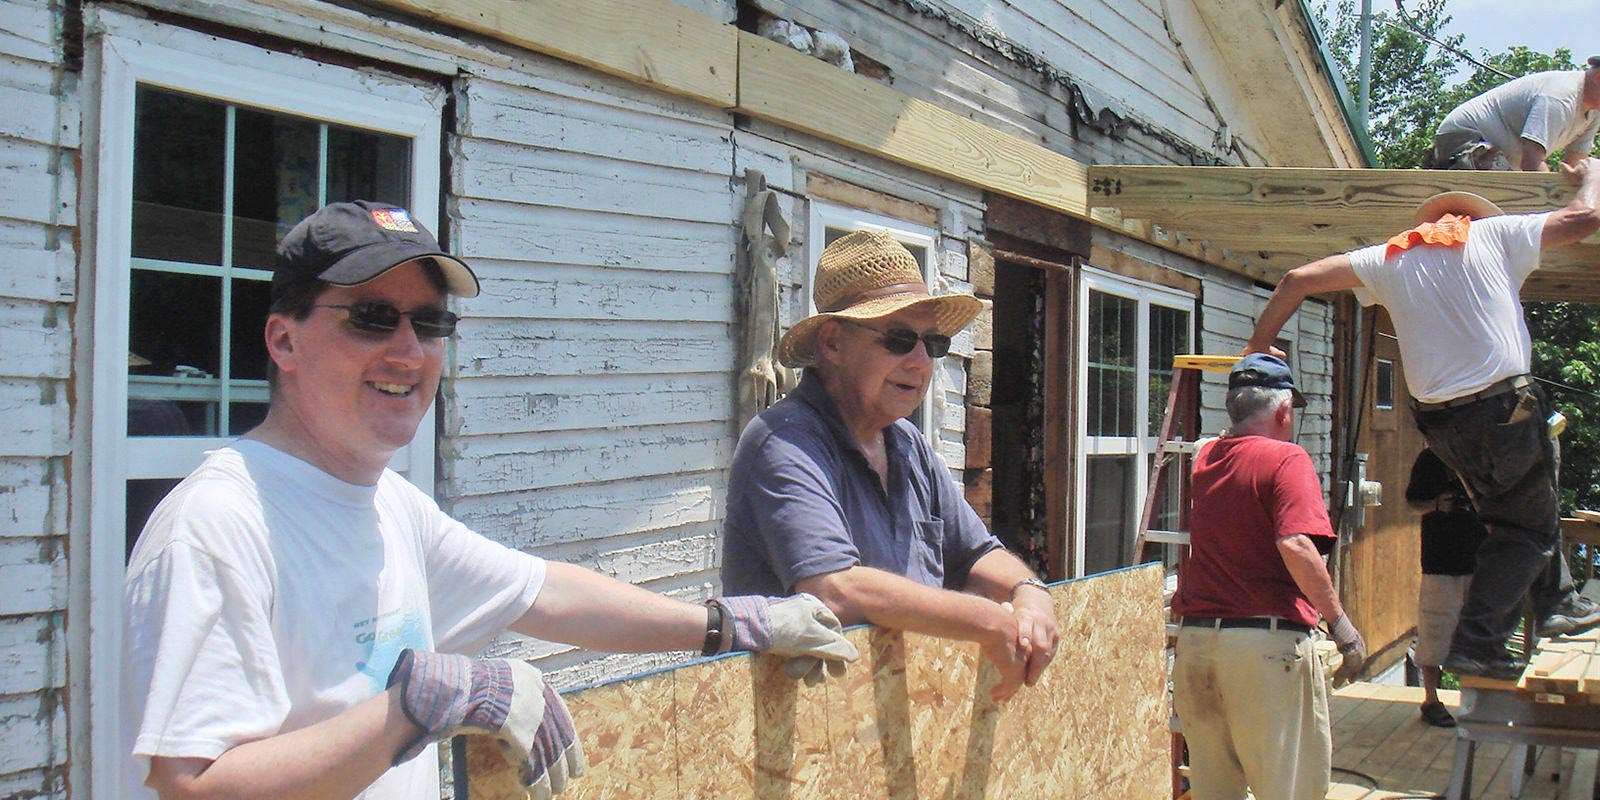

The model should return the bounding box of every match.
[1386,214,1471,257]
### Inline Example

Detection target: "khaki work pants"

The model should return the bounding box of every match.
[1173,625,1331,800]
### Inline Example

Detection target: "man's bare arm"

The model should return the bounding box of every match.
[1520,138,1551,172]
[795,565,1027,700]
[962,549,1059,686]
[1544,157,1600,247]
[511,561,708,652]
[1245,254,1362,355]
[144,689,415,800]
[1276,534,1343,623]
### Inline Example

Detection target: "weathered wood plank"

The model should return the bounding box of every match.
[0,458,55,539]
[451,471,725,549]
[453,137,734,224]
[0,0,57,64]
[0,538,63,616]
[366,0,737,107]
[455,318,733,378]
[459,77,733,173]
[737,31,1088,220]
[454,200,734,275]
[0,377,66,457]
[0,218,74,302]
[0,614,63,695]
[461,260,733,321]
[452,373,730,436]
[0,138,75,228]
[0,694,64,776]
[1087,164,1582,228]
[0,299,69,380]
[447,422,733,494]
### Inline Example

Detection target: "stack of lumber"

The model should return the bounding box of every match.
[1517,627,1600,699]
[1458,627,1600,700]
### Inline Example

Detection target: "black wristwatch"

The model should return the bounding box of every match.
[702,601,725,657]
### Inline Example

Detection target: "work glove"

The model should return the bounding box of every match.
[710,593,860,683]
[388,649,585,797]
[1328,613,1367,687]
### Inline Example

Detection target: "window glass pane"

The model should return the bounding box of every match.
[132,87,225,264]
[229,277,272,381]
[1087,290,1137,437]
[128,269,222,436]
[1375,359,1395,409]
[1084,456,1134,574]
[232,108,320,270]
[126,478,182,562]
[327,125,412,207]
[1147,305,1190,436]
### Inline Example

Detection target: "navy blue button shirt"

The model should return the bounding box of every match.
[720,372,1003,596]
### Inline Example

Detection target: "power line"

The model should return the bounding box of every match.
[1386,0,1516,81]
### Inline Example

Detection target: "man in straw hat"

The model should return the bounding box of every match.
[721,230,1058,701]
[123,201,858,800]
[1243,158,1600,680]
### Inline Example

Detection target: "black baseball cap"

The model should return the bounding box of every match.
[1229,353,1307,408]
[1588,55,1600,69]
[273,200,480,301]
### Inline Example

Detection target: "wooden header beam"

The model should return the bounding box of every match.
[366,0,738,108]
[736,32,1089,221]
[1086,164,1599,302]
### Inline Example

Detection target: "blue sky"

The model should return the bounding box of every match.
[1410,0,1593,83]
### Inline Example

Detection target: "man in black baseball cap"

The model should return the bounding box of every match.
[1229,352,1307,408]
[272,200,480,301]
[122,201,858,800]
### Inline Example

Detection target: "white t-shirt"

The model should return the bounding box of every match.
[1347,212,1547,404]
[122,439,546,799]
[1435,71,1600,165]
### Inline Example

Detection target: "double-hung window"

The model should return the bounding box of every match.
[88,17,443,793]
[1075,268,1194,576]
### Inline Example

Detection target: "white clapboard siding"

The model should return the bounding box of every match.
[758,0,1225,166]
[447,68,743,680]
[455,318,734,378]
[452,471,727,553]
[0,0,73,790]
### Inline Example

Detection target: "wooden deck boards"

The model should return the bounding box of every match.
[1328,683,1595,799]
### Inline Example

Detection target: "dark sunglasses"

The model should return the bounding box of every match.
[837,317,951,358]
[315,302,459,339]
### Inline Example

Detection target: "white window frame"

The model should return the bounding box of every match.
[1073,267,1195,577]
[805,202,940,436]
[85,20,444,794]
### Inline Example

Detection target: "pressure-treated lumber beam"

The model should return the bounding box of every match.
[1087,165,1576,224]
[365,0,737,108]
[737,31,1088,220]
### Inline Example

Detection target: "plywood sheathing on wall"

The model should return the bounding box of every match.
[468,564,1169,799]
[1087,165,1600,301]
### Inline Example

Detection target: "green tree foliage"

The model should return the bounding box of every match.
[1317,0,1463,168]
[1317,2,1600,511]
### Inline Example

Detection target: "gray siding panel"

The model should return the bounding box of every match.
[0,0,72,787]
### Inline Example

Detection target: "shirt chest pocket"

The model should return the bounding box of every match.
[912,518,946,586]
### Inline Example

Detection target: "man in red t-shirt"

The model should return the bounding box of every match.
[1172,354,1365,800]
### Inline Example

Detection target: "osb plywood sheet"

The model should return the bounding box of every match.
[468,564,1166,799]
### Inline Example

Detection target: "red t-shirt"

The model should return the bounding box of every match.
[1171,435,1335,627]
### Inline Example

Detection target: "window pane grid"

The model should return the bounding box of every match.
[129,86,411,439]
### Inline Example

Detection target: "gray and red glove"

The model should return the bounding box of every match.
[388,649,585,797]
[1329,613,1367,686]
[709,593,860,684]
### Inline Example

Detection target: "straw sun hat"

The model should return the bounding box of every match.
[776,230,983,368]
[1413,191,1504,225]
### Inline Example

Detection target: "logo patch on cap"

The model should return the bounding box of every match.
[370,208,419,233]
